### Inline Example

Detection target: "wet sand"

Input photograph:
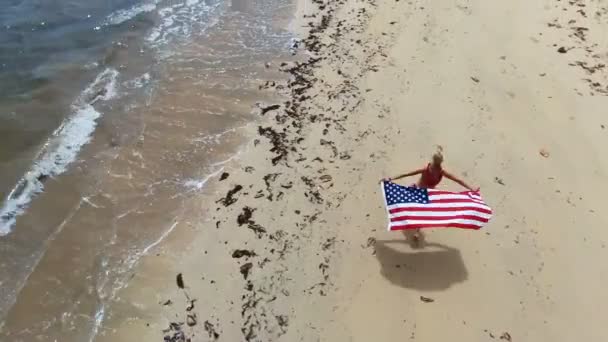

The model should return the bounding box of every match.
[4,0,608,341]
[113,0,608,340]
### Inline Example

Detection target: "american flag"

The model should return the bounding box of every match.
[381,181,492,231]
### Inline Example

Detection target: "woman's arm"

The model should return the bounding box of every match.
[383,168,425,182]
[443,170,478,191]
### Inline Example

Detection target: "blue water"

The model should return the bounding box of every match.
[0,0,226,233]
[0,0,139,88]
[0,0,155,196]
[0,0,157,116]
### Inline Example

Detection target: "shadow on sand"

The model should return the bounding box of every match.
[374,233,468,291]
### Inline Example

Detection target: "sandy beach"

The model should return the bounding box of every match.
[103,0,608,340]
[4,0,608,340]
[102,0,608,340]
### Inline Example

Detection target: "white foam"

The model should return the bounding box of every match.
[145,0,222,47]
[146,7,175,44]
[81,218,180,340]
[146,29,161,43]
[0,69,119,235]
[191,126,239,145]
[123,73,151,89]
[104,2,159,26]
[183,179,207,191]
[211,149,243,167]
[141,221,179,256]
[182,167,225,192]
[87,305,106,342]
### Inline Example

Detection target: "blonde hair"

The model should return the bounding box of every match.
[432,146,444,165]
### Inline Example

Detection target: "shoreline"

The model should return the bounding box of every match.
[3,0,608,341]
[0,1,299,340]
[132,0,608,340]
[103,1,398,340]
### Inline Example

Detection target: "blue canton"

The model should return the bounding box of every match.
[383,182,430,206]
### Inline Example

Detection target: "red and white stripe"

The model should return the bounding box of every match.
[386,189,492,231]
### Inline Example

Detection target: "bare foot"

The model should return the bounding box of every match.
[412,232,420,242]
[411,232,421,247]
[402,229,424,248]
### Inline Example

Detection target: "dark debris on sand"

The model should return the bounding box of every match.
[232,249,257,258]
[420,296,435,303]
[258,126,289,165]
[163,322,189,342]
[204,321,221,340]
[259,104,281,115]
[545,3,608,95]
[176,273,185,289]
[203,0,389,341]
[217,185,243,206]
[237,207,255,226]
[236,207,267,238]
[240,262,254,280]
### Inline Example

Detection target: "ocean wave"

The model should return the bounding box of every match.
[103,1,160,26]
[123,72,151,89]
[146,0,223,47]
[182,167,225,192]
[0,68,119,235]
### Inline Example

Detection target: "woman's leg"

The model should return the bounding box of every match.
[402,229,423,247]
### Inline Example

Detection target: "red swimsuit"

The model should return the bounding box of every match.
[419,163,443,188]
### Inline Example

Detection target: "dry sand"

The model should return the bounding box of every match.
[95,0,608,341]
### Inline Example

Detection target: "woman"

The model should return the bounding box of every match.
[382,149,478,191]
[381,149,479,245]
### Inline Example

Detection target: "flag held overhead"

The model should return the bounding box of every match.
[381,181,492,231]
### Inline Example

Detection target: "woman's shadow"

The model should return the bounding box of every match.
[374,231,468,291]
